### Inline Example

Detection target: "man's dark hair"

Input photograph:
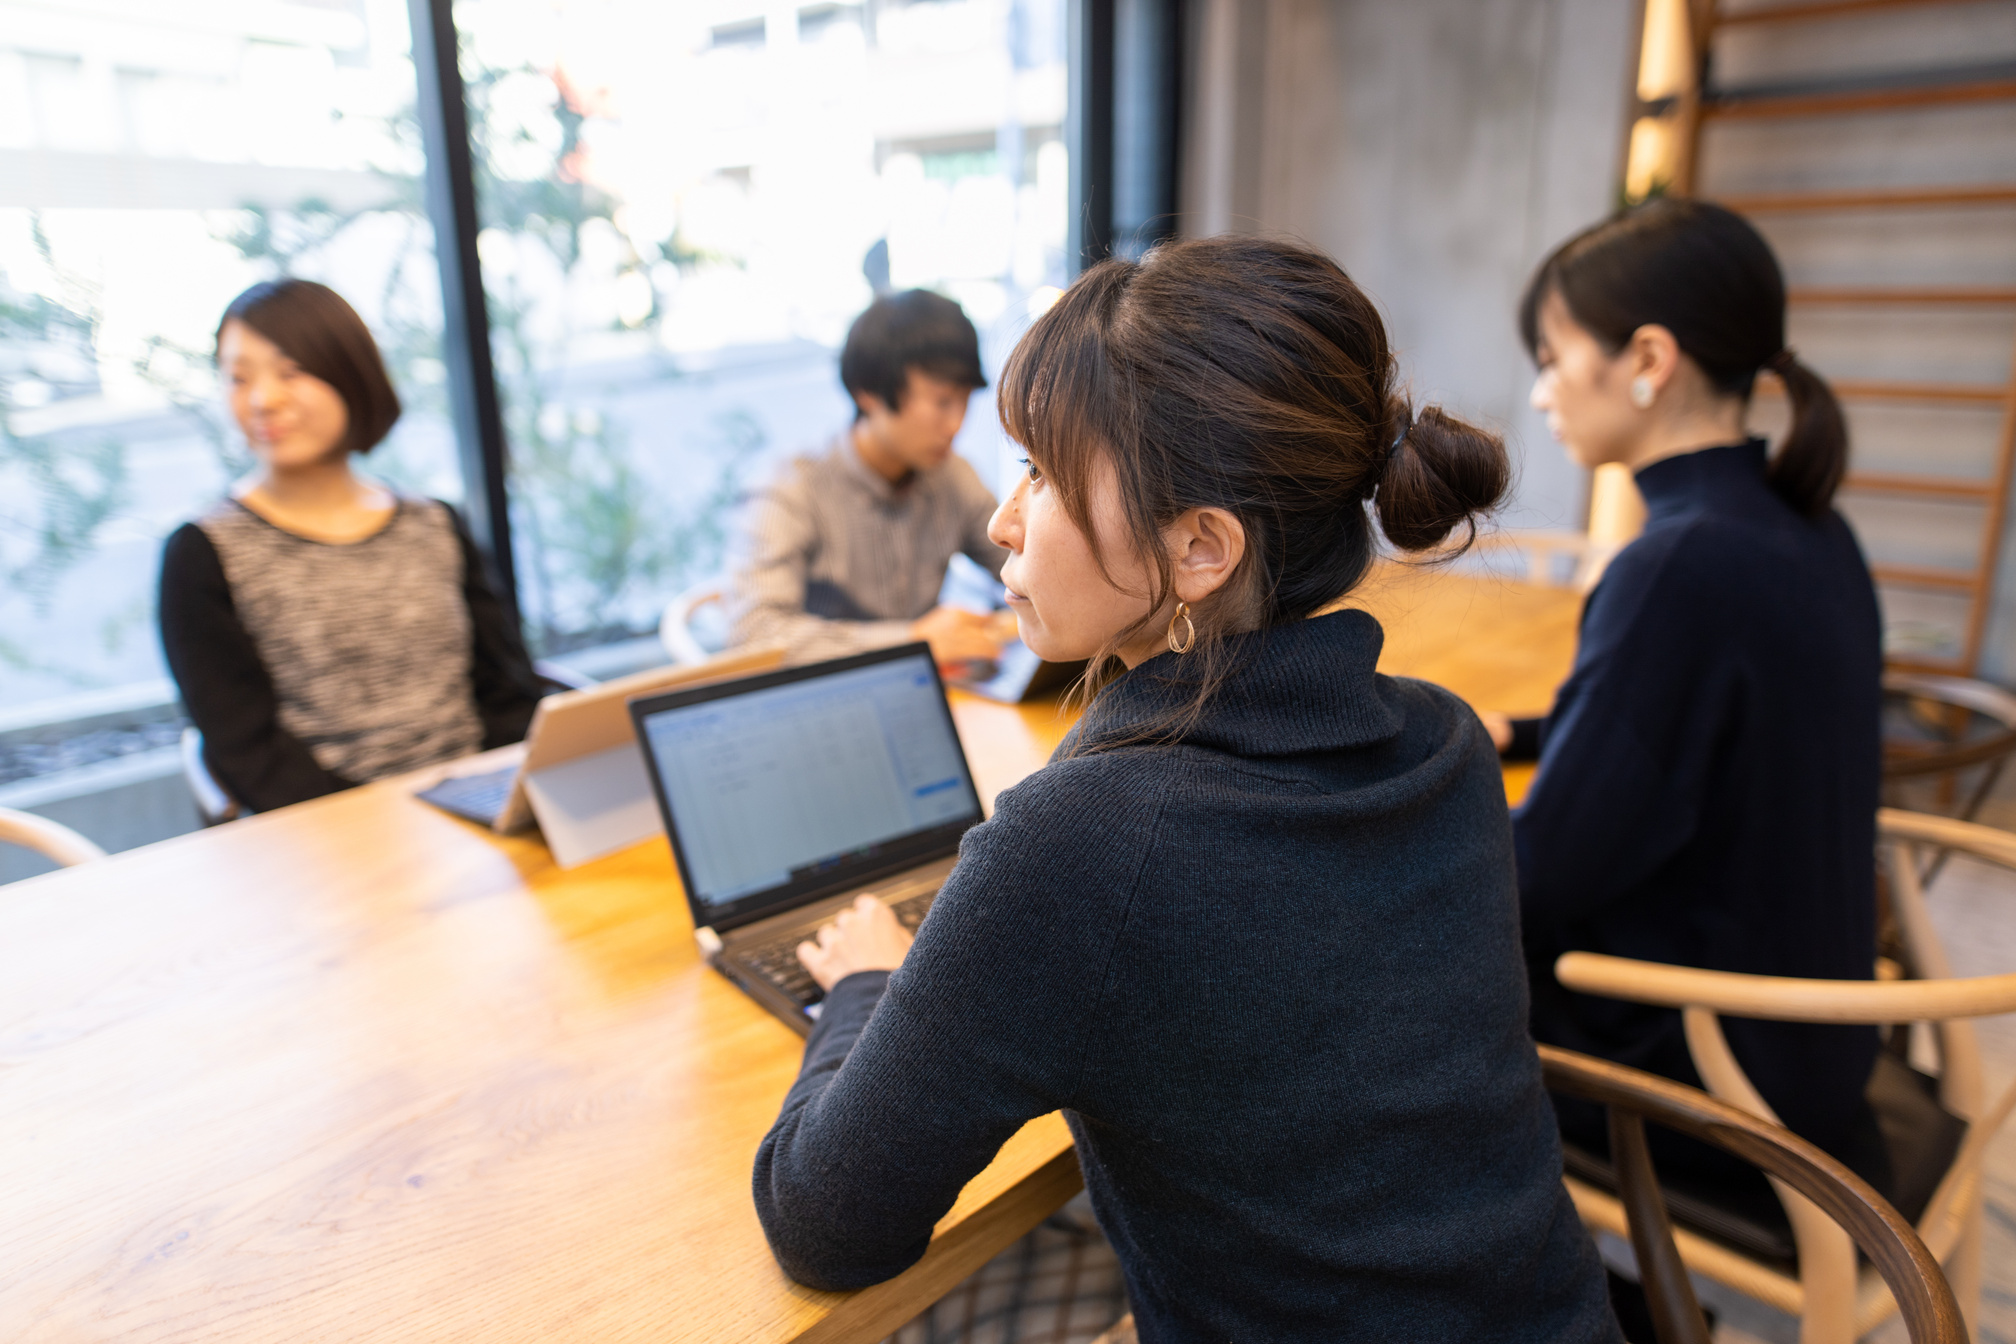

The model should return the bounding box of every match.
[839,289,986,418]
[215,278,402,454]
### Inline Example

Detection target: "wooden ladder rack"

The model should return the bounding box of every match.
[1672,0,2016,675]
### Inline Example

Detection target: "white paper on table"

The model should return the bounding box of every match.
[521,742,661,869]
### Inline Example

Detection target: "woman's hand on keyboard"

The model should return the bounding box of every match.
[797,895,916,991]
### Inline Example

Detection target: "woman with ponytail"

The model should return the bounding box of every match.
[1499,199,1887,1211]
[751,236,1620,1343]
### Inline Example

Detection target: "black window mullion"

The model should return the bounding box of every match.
[406,0,519,629]
[1068,0,1116,273]
[1070,0,1185,275]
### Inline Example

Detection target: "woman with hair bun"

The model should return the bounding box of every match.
[1496,200,1886,1205]
[158,278,544,813]
[750,236,1620,1343]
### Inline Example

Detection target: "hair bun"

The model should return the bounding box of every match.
[1373,405,1510,552]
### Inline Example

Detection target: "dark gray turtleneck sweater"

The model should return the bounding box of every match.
[753,611,1619,1343]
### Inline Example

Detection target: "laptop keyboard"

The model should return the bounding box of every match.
[731,890,937,1007]
[415,765,517,826]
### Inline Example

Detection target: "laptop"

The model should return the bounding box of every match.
[417,646,785,836]
[948,638,1087,704]
[629,642,985,1035]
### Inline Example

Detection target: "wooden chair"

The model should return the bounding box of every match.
[1085,1038,1969,1344]
[1090,1314,1136,1344]
[1882,672,2016,854]
[1465,529,1618,592]
[1458,461,1647,592]
[180,728,242,827]
[659,578,728,667]
[1542,1045,1964,1344]
[1554,808,2016,1343]
[0,806,105,870]
[179,664,590,828]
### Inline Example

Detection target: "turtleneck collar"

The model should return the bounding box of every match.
[1632,438,1770,522]
[1069,607,1405,759]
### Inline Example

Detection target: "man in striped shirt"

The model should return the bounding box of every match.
[729,290,1012,666]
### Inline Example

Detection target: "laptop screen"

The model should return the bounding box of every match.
[632,645,983,928]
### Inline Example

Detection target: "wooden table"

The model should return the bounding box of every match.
[0,567,1579,1343]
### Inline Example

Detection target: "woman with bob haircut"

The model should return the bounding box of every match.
[158,278,543,814]
[1492,199,1887,1209]
[750,236,1621,1343]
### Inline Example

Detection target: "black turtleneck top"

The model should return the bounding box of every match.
[753,611,1619,1344]
[1511,441,1884,1179]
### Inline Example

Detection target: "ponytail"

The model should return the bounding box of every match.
[1765,348,1848,516]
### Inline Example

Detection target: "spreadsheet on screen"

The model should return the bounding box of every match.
[640,655,977,910]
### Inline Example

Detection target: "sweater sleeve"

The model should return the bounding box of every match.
[157,522,354,812]
[1511,535,1738,932]
[727,470,914,662]
[441,503,543,749]
[753,756,1163,1290]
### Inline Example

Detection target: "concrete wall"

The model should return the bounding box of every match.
[1178,0,2016,684]
[1181,0,1642,530]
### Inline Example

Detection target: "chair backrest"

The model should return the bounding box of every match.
[1882,673,2016,802]
[1557,810,2016,1338]
[660,579,728,667]
[180,728,242,827]
[0,807,105,870]
[1541,1045,1965,1344]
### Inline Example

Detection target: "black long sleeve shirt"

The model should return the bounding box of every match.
[755,612,1619,1344]
[1514,442,1885,1177]
[157,502,542,813]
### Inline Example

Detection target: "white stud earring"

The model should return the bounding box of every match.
[1630,376,1655,410]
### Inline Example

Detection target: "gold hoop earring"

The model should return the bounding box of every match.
[1167,601,1195,655]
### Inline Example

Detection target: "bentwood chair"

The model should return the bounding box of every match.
[659,578,729,667]
[0,806,105,870]
[1087,1043,1967,1344]
[179,662,593,827]
[1543,1045,1965,1344]
[1464,529,1618,592]
[1882,674,2016,883]
[1555,809,2016,1343]
[180,728,242,826]
[1456,461,1646,593]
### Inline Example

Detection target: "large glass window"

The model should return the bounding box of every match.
[0,0,1074,870]
[0,1,448,786]
[452,0,1070,658]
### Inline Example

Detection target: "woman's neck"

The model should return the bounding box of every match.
[235,456,396,544]
[1618,397,1749,475]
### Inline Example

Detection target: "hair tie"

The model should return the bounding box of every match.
[1767,348,1797,374]
[1388,412,1413,462]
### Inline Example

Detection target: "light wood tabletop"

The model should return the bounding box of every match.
[0,566,1579,1343]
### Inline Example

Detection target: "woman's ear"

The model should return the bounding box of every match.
[1168,506,1247,606]
[1626,323,1684,394]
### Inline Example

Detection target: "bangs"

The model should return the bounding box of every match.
[997,261,1142,554]
[999,263,1129,479]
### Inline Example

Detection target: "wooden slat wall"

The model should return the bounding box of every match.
[1672,0,2016,673]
